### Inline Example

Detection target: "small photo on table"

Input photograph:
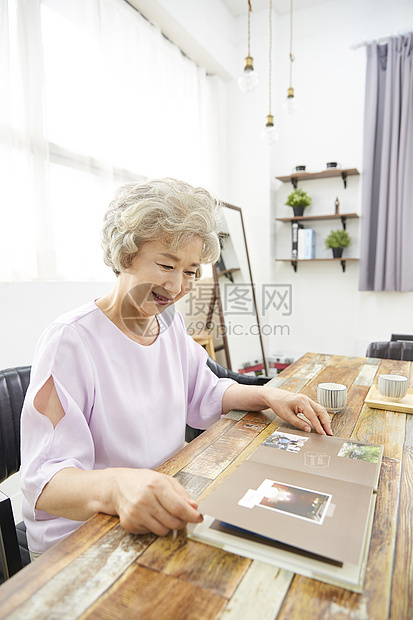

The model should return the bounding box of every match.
[264,431,309,453]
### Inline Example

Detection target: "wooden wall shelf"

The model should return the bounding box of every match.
[275,166,360,271]
[275,258,359,273]
[276,168,359,188]
[276,212,359,229]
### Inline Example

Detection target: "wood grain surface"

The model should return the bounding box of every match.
[0,353,411,620]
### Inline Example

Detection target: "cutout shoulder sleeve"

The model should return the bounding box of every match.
[20,323,96,518]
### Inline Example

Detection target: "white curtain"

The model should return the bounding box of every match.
[0,0,221,281]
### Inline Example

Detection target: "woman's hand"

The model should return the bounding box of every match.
[36,467,203,536]
[222,383,333,436]
[262,387,333,436]
[110,468,203,536]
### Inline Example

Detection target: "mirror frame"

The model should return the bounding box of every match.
[213,203,268,375]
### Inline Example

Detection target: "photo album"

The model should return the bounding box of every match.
[189,427,383,592]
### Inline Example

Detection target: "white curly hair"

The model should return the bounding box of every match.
[101,178,223,276]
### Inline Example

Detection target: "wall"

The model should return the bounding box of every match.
[222,8,277,370]
[224,0,413,363]
[0,282,115,369]
[271,0,413,360]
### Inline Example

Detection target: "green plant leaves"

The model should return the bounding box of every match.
[325,229,351,249]
[285,188,312,208]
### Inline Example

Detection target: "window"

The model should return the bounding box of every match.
[0,0,220,280]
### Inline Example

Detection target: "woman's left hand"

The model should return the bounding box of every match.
[263,387,333,435]
[222,383,333,436]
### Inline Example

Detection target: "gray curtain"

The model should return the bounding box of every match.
[359,33,413,291]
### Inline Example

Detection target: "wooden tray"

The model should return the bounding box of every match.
[364,385,413,413]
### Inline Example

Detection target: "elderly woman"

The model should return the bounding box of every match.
[20,178,332,557]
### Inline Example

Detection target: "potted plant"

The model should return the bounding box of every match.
[285,188,312,217]
[325,229,351,258]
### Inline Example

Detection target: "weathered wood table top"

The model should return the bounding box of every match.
[0,352,412,619]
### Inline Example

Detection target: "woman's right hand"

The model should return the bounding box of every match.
[109,468,203,536]
[36,466,203,537]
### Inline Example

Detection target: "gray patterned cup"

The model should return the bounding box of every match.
[378,374,408,401]
[317,383,348,413]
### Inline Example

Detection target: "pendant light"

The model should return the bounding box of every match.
[261,0,278,144]
[283,0,298,114]
[238,1,259,93]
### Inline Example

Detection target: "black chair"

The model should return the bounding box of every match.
[366,341,413,361]
[185,357,271,443]
[0,366,31,583]
[390,333,413,342]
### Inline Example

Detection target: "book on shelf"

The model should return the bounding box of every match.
[298,228,316,259]
[291,222,303,259]
[189,427,383,593]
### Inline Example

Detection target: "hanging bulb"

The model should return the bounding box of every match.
[283,87,298,114]
[285,1,298,115]
[262,0,276,145]
[239,2,258,93]
[238,56,259,93]
[261,114,278,144]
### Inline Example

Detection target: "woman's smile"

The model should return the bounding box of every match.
[152,291,172,306]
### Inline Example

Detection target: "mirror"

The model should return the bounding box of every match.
[213,203,268,375]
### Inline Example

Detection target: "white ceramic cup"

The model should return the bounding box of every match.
[317,382,348,413]
[378,374,408,401]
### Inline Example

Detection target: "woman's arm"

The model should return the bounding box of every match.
[34,378,203,536]
[36,466,203,536]
[222,383,333,436]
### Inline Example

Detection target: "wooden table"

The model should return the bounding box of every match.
[0,352,412,619]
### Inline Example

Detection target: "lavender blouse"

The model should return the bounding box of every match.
[20,301,234,554]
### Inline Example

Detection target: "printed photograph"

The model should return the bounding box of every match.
[338,441,381,463]
[264,431,309,453]
[257,479,332,525]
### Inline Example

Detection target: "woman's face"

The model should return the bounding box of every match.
[121,236,203,318]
